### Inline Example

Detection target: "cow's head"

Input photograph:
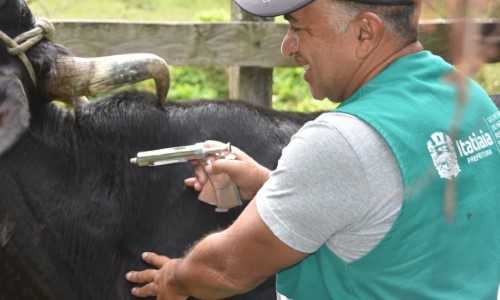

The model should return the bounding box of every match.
[0,0,35,155]
[0,0,35,37]
[0,0,170,155]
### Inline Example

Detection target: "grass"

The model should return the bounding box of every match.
[28,0,500,112]
[28,0,231,22]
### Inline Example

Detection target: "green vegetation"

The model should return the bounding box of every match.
[27,0,231,22]
[28,0,499,112]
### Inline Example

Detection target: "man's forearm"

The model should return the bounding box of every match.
[161,231,266,299]
[128,200,304,299]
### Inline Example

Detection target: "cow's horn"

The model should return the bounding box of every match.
[46,53,170,104]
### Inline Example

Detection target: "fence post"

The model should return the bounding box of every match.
[229,2,274,107]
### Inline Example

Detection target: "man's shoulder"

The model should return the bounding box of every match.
[315,112,381,140]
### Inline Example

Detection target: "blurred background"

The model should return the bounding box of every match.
[27,0,500,112]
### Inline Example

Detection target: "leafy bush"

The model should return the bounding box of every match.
[168,67,229,100]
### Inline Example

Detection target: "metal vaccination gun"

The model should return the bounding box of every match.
[130,143,242,212]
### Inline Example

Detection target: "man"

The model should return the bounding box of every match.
[126,0,500,299]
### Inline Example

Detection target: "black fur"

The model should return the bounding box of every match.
[0,89,319,299]
[0,1,320,299]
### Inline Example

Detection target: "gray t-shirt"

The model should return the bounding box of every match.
[256,112,403,262]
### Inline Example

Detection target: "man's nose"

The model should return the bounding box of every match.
[281,30,298,57]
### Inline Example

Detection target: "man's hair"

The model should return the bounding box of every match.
[329,0,418,43]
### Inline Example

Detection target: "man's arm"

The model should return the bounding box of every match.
[126,199,308,299]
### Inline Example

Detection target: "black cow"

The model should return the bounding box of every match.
[0,1,319,299]
[0,94,317,300]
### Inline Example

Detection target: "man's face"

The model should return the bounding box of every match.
[281,0,360,101]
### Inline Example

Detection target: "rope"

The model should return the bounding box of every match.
[0,18,55,88]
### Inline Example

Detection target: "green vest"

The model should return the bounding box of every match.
[277,51,500,299]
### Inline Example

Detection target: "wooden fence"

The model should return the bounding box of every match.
[48,15,500,107]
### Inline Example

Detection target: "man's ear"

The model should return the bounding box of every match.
[0,76,30,156]
[354,12,384,59]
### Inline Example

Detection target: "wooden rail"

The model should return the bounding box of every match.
[49,18,500,105]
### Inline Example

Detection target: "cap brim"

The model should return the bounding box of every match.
[235,0,314,17]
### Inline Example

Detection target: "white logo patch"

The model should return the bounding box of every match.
[427,132,461,179]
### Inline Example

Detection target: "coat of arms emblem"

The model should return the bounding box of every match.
[427,132,461,179]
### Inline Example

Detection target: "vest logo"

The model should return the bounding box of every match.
[427,127,498,179]
[427,132,461,179]
[455,130,495,163]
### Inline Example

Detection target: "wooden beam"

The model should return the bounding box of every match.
[50,20,291,67]
[228,2,273,106]
[48,19,500,67]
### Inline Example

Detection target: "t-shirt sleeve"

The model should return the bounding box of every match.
[256,114,371,253]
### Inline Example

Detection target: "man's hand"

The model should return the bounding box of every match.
[184,140,271,201]
[126,252,187,300]
[126,201,308,300]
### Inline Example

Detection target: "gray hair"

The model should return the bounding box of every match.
[328,0,418,43]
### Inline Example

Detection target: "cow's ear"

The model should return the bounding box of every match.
[0,76,30,156]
